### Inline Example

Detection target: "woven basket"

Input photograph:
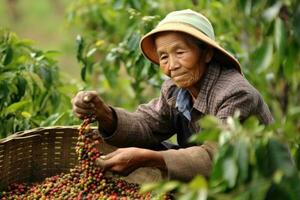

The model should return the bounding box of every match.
[0,126,162,191]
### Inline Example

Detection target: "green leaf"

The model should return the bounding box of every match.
[178,192,197,200]
[190,127,220,144]
[28,72,45,91]
[16,76,27,98]
[223,157,238,188]
[239,0,252,16]
[127,32,140,51]
[3,46,13,65]
[44,50,60,58]
[161,181,180,192]
[235,140,249,183]
[292,4,300,45]
[76,35,84,62]
[39,65,52,87]
[249,178,272,200]
[3,117,14,136]
[255,142,272,177]
[262,2,282,22]
[252,38,273,73]
[268,139,295,177]
[283,43,297,78]
[81,65,87,82]
[21,111,31,119]
[113,0,125,10]
[199,115,220,129]
[0,81,9,101]
[242,116,260,131]
[40,113,65,126]
[130,0,142,10]
[140,182,160,193]
[86,48,97,57]
[274,18,286,58]
[189,175,207,190]
[4,100,30,114]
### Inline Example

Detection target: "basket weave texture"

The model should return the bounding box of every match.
[0,126,81,190]
[0,126,162,190]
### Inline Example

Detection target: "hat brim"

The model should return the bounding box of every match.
[140,22,241,73]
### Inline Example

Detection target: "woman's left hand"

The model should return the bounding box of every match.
[95,147,166,176]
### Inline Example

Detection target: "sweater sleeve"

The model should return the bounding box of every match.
[160,141,217,182]
[100,81,176,148]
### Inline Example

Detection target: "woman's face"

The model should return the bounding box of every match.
[155,32,212,89]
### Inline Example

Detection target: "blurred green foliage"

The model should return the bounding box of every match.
[142,115,300,199]
[0,30,80,138]
[0,0,300,199]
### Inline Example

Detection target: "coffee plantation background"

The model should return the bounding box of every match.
[1,0,300,199]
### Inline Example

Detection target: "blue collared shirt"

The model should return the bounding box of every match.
[175,88,192,121]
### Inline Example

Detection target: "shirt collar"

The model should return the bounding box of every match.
[175,88,192,121]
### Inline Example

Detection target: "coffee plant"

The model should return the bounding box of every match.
[141,115,300,199]
[0,29,79,138]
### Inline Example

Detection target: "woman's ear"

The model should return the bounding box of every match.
[204,47,214,63]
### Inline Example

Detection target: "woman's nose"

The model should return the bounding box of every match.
[168,55,180,71]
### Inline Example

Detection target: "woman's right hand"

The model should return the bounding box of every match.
[72,91,102,119]
[72,91,116,132]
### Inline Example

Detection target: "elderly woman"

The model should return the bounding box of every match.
[72,9,273,182]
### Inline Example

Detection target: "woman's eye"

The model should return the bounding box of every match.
[177,51,184,55]
[160,55,168,60]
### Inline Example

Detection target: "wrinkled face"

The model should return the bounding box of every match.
[155,32,211,89]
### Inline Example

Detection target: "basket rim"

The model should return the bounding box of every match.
[0,126,82,144]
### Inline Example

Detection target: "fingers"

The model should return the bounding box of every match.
[73,107,95,119]
[101,150,119,160]
[95,151,111,164]
[96,157,131,176]
[95,150,123,172]
[72,103,95,119]
[73,91,98,105]
[82,91,98,103]
[95,158,106,169]
[72,91,100,119]
[95,148,139,176]
[95,150,119,168]
[95,156,114,173]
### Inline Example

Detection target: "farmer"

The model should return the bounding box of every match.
[72,9,273,182]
